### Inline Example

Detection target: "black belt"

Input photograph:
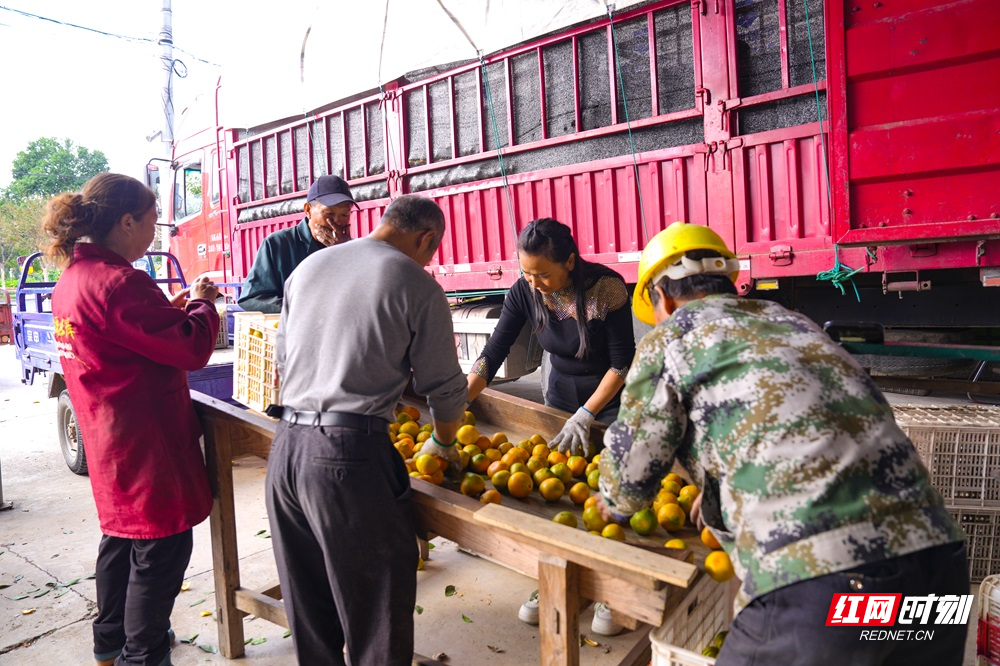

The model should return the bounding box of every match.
[277,407,389,433]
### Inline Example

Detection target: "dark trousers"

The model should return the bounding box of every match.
[716,542,970,666]
[265,421,418,666]
[546,365,622,423]
[93,530,192,666]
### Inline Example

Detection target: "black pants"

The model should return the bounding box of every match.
[716,542,970,666]
[265,421,418,666]
[546,365,622,423]
[93,530,192,666]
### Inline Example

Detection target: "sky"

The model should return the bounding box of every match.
[0,0,629,191]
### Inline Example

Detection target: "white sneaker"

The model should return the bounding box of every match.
[591,602,623,636]
[518,589,539,625]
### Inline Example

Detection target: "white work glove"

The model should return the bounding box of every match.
[551,407,595,459]
[418,434,462,467]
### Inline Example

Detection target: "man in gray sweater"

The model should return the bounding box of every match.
[266,195,468,666]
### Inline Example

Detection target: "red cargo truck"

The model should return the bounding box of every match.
[154,0,1000,381]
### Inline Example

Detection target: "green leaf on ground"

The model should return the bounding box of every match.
[0,584,10,590]
[180,633,199,644]
[190,598,205,607]
[444,585,456,597]
[427,543,435,549]
[33,589,50,598]
[251,637,266,645]
[414,605,423,615]
[283,630,291,639]
[198,644,217,654]
[243,638,252,646]
[461,614,473,623]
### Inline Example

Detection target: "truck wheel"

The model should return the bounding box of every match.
[57,390,88,475]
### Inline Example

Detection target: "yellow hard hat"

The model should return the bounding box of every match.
[633,222,737,325]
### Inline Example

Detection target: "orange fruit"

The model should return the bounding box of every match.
[538,477,565,502]
[416,431,432,443]
[463,410,476,426]
[487,460,509,479]
[476,435,493,450]
[678,495,695,519]
[552,511,578,528]
[583,495,600,510]
[661,480,682,497]
[501,452,520,468]
[460,473,486,497]
[550,462,573,484]
[491,470,511,493]
[497,442,514,455]
[531,444,550,459]
[591,454,601,464]
[399,421,421,437]
[678,485,700,503]
[526,457,547,474]
[629,508,658,536]
[568,482,590,505]
[585,461,599,476]
[470,453,490,474]
[663,473,683,488]
[416,474,433,482]
[529,434,547,447]
[508,462,529,476]
[395,432,414,443]
[456,425,481,446]
[664,538,688,550]
[511,447,530,463]
[547,451,568,466]
[657,503,686,532]
[396,412,413,425]
[533,468,554,486]
[483,449,502,463]
[491,432,509,447]
[582,506,608,532]
[653,491,678,515]
[462,444,482,458]
[405,458,416,474]
[701,526,722,550]
[389,423,401,435]
[420,423,434,433]
[704,550,735,582]
[433,456,449,474]
[400,405,421,422]
[429,469,445,485]
[507,472,533,498]
[458,450,470,471]
[415,454,440,476]
[566,456,587,478]
[394,440,414,459]
[480,489,502,504]
[587,469,601,490]
[602,524,626,541]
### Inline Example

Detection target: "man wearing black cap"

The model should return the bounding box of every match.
[237,174,356,313]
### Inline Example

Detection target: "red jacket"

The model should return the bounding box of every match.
[52,244,219,539]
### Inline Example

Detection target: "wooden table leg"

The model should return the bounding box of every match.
[205,420,247,658]
[538,554,580,666]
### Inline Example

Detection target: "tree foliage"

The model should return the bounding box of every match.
[0,198,47,283]
[4,137,109,201]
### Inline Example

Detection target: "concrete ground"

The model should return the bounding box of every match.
[0,347,985,664]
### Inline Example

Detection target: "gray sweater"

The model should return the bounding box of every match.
[276,236,468,425]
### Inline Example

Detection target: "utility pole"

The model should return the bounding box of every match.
[158,0,174,155]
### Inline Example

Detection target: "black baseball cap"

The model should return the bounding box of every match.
[307,175,356,207]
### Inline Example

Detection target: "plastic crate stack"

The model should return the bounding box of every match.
[232,312,281,414]
[894,405,1000,582]
[650,574,734,666]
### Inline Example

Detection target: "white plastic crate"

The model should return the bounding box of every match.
[233,312,280,414]
[893,405,1000,507]
[980,574,1000,666]
[215,306,229,349]
[948,507,1000,583]
[651,574,733,666]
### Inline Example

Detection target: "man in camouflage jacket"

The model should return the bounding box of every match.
[600,223,969,665]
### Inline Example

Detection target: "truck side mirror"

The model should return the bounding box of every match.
[145,164,160,192]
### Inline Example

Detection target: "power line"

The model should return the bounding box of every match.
[0,4,220,67]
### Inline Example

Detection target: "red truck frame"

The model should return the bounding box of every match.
[162,0,1000,334]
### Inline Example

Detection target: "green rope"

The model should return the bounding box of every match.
[480,53,520,251]
[607,5,651,243]
[816,245,863,301]
[802,0,860,299]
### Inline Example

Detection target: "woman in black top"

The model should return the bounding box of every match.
[466,218,636,458]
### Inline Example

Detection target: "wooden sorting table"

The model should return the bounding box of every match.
[194,388,706,666]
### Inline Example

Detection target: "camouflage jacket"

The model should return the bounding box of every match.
[600,295,964,611]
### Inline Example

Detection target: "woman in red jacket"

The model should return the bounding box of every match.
[43,173,219,666]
